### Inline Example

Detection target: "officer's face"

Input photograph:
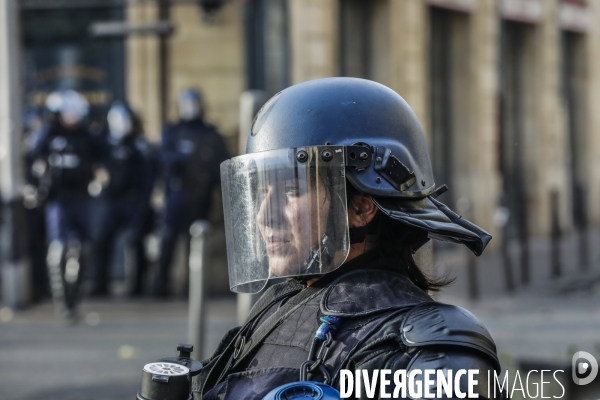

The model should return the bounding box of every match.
[178,98,201,121]
[60,111,82,128]
[108,108,133,140]
[257,176,330,277]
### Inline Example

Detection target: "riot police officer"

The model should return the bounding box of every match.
[90,102,157,297]
[154,88,230,297]
[193,78,505,399]
[31,90,105,318]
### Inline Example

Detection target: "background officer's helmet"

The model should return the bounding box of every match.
[45,90,89,127]
[177,88,203,122]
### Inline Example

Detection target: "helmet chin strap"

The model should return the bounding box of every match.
[299,234,335,278]
[299,225,364,281]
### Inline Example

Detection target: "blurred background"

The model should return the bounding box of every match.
[0,0,599,399]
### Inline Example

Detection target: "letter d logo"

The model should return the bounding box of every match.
[572,351,598,385]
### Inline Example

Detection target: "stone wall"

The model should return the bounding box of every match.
[126,2,162,141]
[168,2,244,147]
[288,0,339,83]
[124,0,600,244]
[585,0,600,223]
[127,1,244,146]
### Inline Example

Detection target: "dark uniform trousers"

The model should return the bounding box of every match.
[155,118,229,296]
[92,136,155,295]
[193,253,506,400]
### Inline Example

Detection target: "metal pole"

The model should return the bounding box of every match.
[497,197,515,293]
[188,220,211,360]
[158,0,170,125]
[464,203,478,301]
[466,252,479,301]
[550,190,562,278]
[496,17,516,294]
[575,184,589,271]
[501,223,515,293]
[518,191,530,285]
[0,0,28,309]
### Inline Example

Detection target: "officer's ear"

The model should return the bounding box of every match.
[348,194,378,227]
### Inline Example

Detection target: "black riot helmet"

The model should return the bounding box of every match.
[220,77,491,293]
[247,77,434,198]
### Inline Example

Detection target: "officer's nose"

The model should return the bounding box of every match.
[257,187,286,229]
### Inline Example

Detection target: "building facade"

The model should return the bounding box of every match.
[148,0,600,244]
[16,0,600,256]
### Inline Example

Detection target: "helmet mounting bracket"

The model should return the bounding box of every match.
[373,147,416,191]
[343,145,373,171]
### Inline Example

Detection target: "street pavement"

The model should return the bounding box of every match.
[1,228,600,400]
[0,298,238,400]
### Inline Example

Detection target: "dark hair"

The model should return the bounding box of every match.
[347,185,454,293]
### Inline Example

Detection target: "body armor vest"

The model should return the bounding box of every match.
[195,255,504,400]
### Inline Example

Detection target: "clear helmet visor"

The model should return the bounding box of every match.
[220,146,350,293]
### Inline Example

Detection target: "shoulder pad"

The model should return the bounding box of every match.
[401,302,499,365]
[320,269,432,317]
[407,348,503,397]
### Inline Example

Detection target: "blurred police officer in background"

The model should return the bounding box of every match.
[30,90,106,318]
[90,102,157,297]
[154,88,230,297]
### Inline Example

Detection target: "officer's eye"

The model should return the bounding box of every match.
[285,186,300,197]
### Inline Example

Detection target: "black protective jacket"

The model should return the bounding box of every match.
[194,253,505,399]
[101,135,156,203]
[31,122,105,201]
[160,118,229,199]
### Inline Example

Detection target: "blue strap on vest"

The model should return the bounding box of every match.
[315,315,342,340]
